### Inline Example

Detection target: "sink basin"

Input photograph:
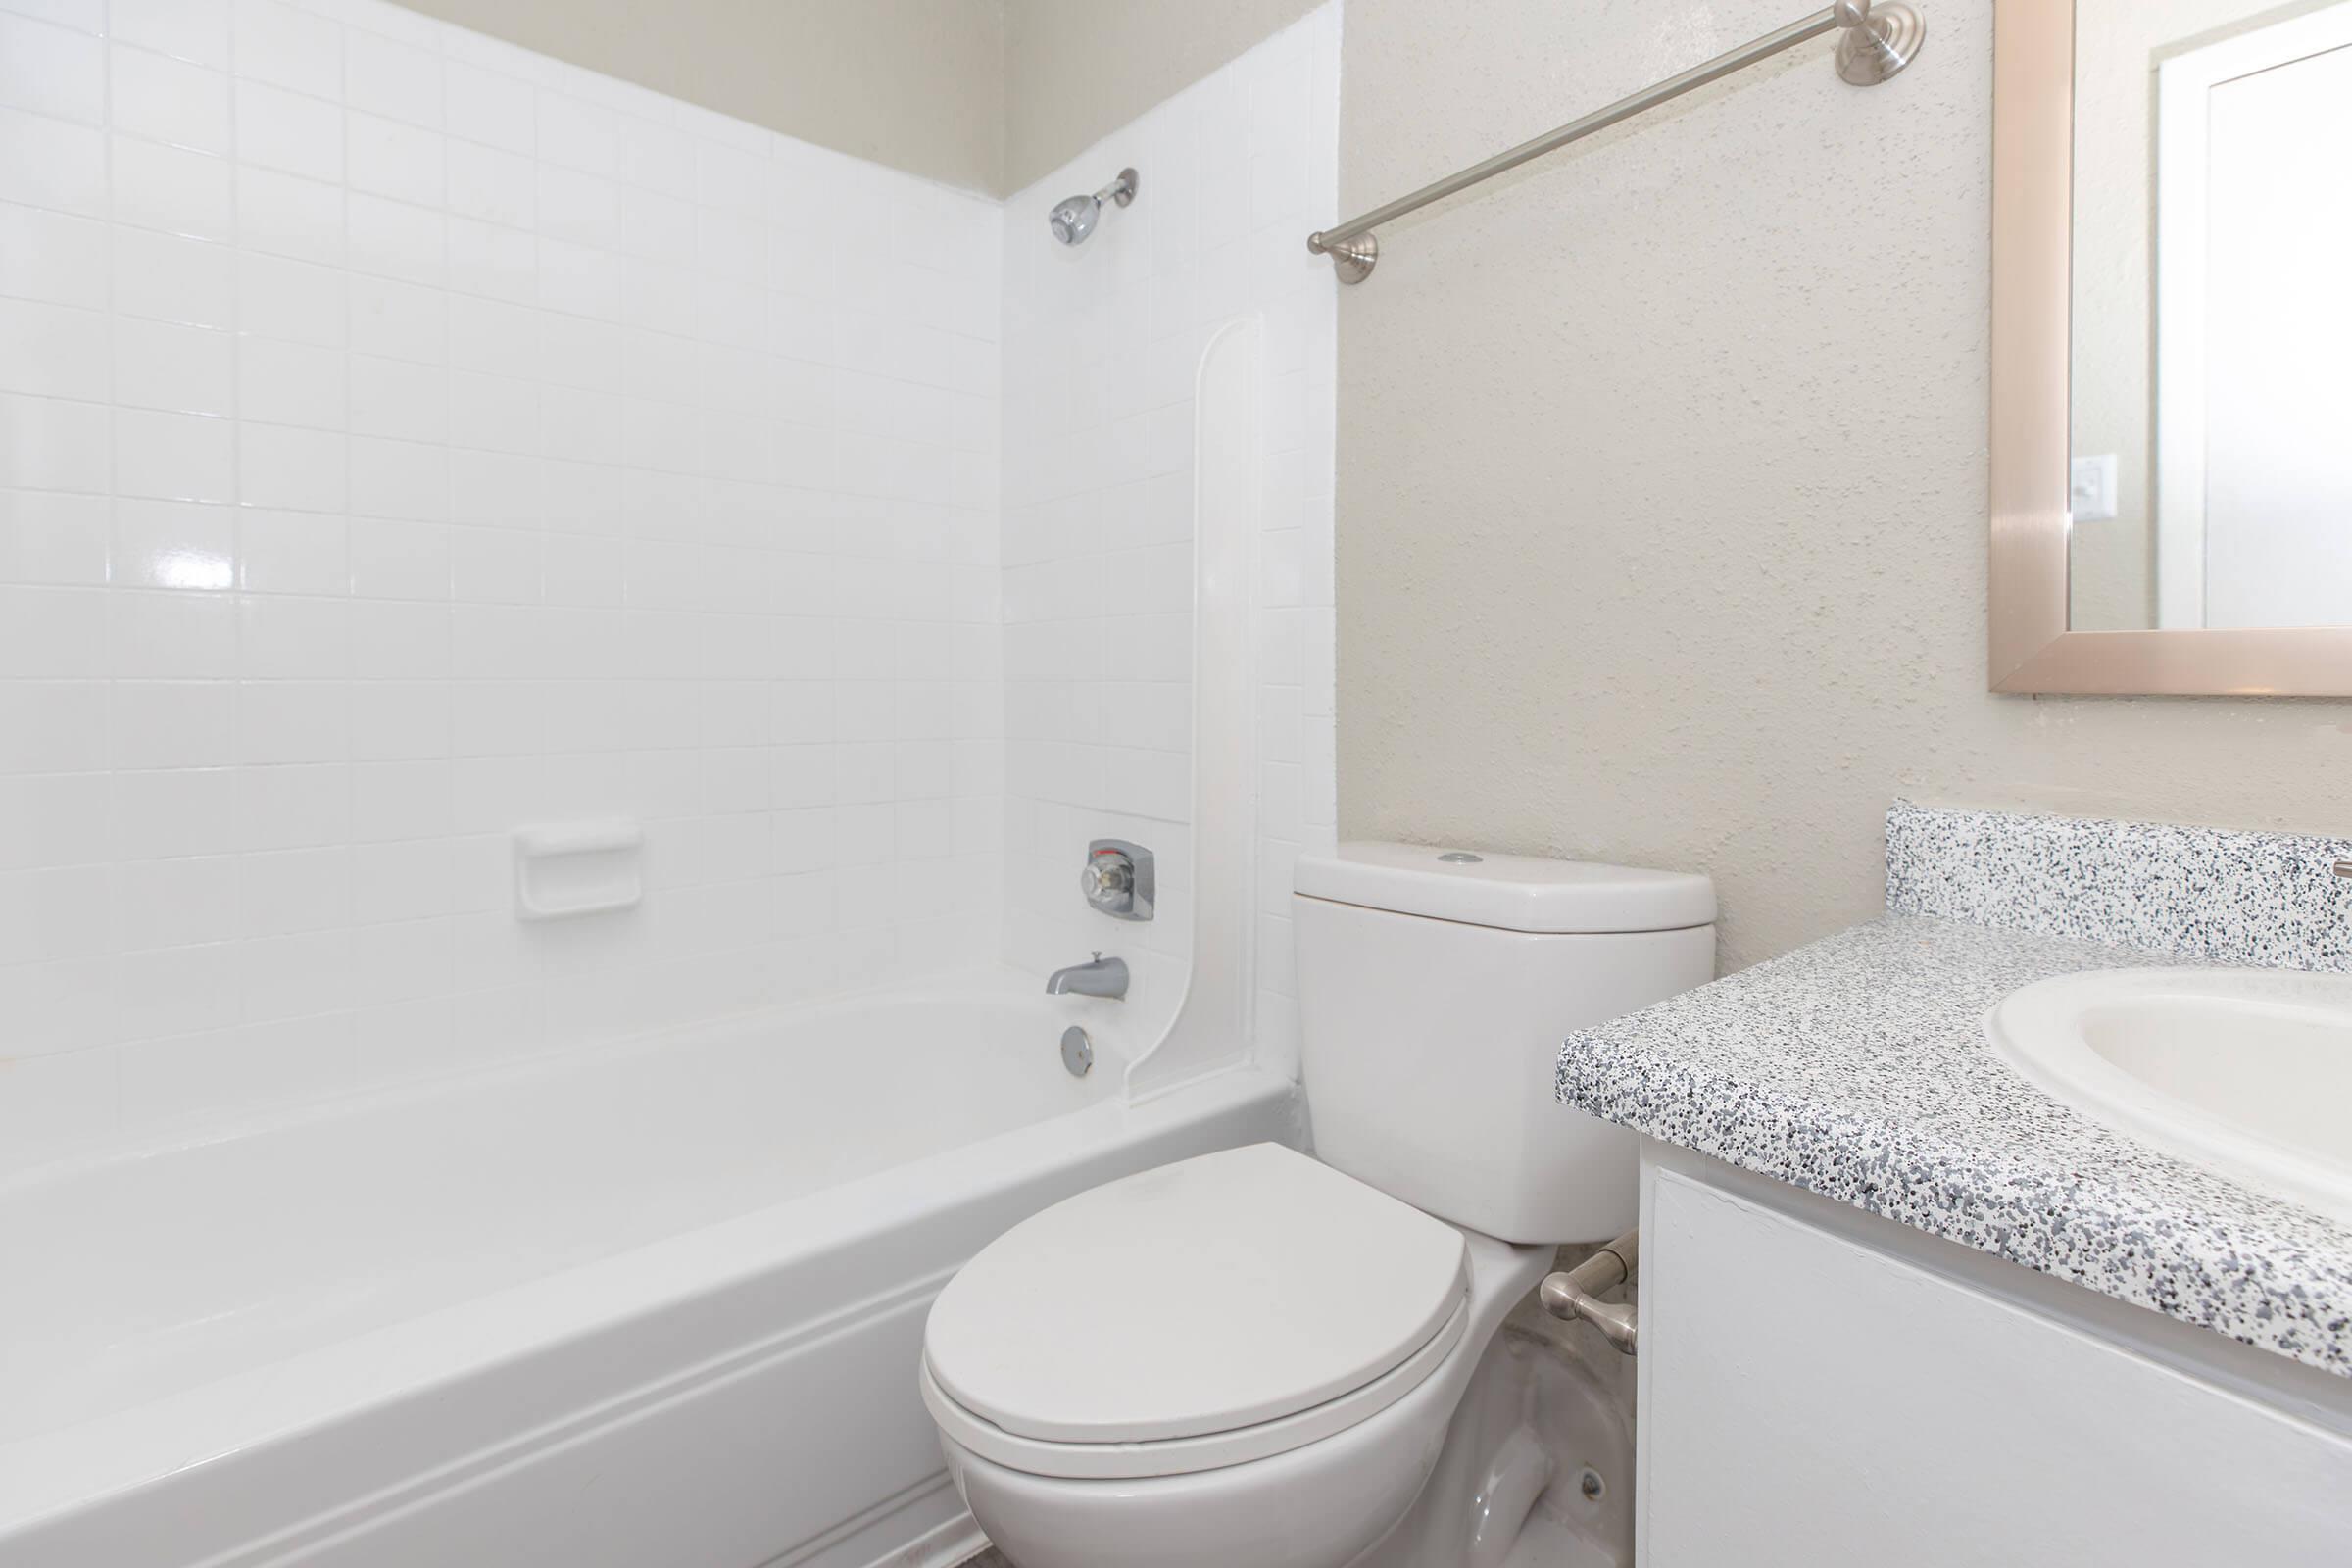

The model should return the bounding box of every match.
[1987,968,2352,1224]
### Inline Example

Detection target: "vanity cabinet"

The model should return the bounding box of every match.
[1635,1146,2352,1566]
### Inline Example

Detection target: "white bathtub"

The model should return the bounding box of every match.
[0,971,1299,1567]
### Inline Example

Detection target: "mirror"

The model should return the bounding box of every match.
[2071,0,2352,632]
[1989,0,2352,692]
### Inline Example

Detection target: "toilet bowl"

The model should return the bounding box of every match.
[921,843,1715,1568]
[922,1145,1552,1568]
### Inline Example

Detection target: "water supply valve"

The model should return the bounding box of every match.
[1540,1229,1640,1355]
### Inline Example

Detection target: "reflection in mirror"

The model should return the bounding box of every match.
[2069,0,2352,631]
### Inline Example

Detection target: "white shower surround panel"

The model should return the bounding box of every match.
[0,0,1006,1173]
[998,5,1341,1072]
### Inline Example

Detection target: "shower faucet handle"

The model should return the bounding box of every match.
[1079,839,1155,922]
[1081,855,1131,902]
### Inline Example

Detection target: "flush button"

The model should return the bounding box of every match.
[1438,852,1484,863]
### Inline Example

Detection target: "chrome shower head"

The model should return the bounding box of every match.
[1049,193,1100,245]
[1049,167,1138,246]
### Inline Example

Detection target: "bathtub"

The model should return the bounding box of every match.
[0,970,1300,1567]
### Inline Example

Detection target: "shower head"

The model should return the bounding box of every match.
[1048,194,1100,245]
[1049,168,1138,246]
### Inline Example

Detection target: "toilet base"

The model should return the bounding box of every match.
[1347,1308,1635,1568]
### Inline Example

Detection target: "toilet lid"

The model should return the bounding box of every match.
[924,1143,1469,1446]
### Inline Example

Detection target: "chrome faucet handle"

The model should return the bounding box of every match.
[1080,840,1155,922]
[1080,855,1132,901]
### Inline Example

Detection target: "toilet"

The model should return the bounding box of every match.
[920,842,1715,1568]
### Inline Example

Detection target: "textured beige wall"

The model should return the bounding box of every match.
[391,0,1006,191]
[1335,0,2352,971]
[1001,0,1320,189]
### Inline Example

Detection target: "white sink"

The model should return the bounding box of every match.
[1987,968,2352,1224]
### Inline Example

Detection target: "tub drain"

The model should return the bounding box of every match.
[1060,1025,1095,1077]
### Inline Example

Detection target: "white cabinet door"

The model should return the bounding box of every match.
[1638,1162,2352,1566]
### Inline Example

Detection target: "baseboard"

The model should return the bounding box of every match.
[877,1505,985,1568]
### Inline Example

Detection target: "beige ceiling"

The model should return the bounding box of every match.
[999,0,1318,190]
[392,0,1010,191]
[393,0,1314,195]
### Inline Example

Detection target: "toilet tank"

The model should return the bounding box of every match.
[1293,842,1715,1245]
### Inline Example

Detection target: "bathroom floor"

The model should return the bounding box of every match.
[959,1527,1614,1568]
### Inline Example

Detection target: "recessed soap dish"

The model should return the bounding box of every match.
[514,818,645,920]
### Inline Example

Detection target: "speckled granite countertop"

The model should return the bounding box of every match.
[1557,891,2352,1379]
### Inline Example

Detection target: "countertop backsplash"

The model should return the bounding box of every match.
[1885,800,2352,972]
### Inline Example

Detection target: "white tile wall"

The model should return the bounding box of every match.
[999,8,1340,1068]
[0,0,1005,1170]
[0,0,1338,1169]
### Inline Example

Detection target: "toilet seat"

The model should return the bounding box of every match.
[922,1144,1471,1480]
[921,1296,1467,1480]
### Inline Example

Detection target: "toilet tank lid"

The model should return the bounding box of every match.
[1295,841,1715,934]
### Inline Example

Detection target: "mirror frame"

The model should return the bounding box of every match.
[1988,0,2352,694]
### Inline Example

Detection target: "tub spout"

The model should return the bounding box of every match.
[1045,953,1128,1000]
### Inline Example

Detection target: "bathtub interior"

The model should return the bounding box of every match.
[0,969,1123,1451]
